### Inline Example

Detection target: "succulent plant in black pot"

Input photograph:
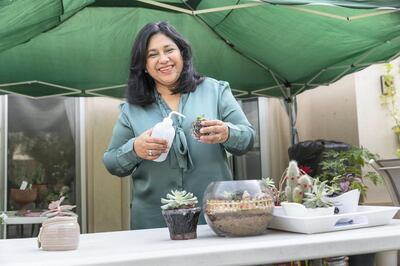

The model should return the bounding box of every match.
[191,114,208,140]
[161,190,201,240]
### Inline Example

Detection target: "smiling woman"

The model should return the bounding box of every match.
[103,21,255,230]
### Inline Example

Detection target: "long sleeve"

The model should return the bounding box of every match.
[103,105,142,177]
[218,81,255,155]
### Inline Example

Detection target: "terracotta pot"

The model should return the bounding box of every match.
[162,207,201,240]
[38,216,80,251]
[10,188,37,210]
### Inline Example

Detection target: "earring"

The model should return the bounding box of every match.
[144,69,148,73]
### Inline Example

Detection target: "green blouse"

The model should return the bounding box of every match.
[103,78,255,229]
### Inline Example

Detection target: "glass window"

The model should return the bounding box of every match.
[6,96,79,238]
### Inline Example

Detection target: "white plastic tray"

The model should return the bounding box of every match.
[269,205,400,234]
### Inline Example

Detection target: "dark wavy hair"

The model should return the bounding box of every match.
[126,21,204,106]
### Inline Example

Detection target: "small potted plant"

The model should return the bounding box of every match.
[278,161,334,217]
[191,114,208,140]
[316,146,383,213]
[161,190,201,240]
[38,196,80,251]
[10,182,37,212]
[326,173,363,214]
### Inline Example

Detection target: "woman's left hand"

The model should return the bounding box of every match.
[199,120,229,144]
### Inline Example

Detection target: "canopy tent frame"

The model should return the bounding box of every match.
[137,0,400,19]
[0,0,400,143]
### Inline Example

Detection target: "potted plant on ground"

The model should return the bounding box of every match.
[161,190,201,240]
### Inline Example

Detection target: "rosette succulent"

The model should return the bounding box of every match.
[303,180,333,209]
[161,190,198,210]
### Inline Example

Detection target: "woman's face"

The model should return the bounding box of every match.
[145,33,183,90]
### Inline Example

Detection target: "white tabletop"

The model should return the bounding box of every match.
[1,221,400,266]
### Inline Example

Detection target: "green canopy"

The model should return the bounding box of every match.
[0,0,399,99]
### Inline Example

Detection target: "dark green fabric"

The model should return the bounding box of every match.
[262,0,400,8]
[0,1,399,98]
[0,0,94,54]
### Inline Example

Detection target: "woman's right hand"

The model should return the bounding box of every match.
[134,129,169,160]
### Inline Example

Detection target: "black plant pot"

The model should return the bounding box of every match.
[348,253,376,266]
[162,207,201,240]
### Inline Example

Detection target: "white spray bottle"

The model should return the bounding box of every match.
[151,111,185,162]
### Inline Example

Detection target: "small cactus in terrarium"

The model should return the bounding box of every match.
[303,180,334,209]
[161,190,198,210]
[191,114,208,140]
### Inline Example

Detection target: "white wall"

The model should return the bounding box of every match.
[355,58,400,159]
[355,58,400,203]
[297,75,359,145]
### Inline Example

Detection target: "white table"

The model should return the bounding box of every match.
[2,211,47,238]
[1,222,400,266]
[3,211,47,225]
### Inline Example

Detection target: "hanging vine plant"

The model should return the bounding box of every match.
[380,63,400,157]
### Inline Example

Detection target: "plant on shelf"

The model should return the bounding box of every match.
[316,146,382,202]
[161,190,201,240]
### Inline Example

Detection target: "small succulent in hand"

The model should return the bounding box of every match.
[191,114,208,140]
[161,190,198,210]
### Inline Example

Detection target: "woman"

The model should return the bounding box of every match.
[103,21,255,229]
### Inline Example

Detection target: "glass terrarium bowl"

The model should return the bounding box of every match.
[203,180,274,237]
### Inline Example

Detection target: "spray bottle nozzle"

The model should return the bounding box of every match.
[167,111,185,119]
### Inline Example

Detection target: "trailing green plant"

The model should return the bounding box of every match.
[380,63,400,157]
[316,146,382,200]
[303,180,334,209]
[161,190,198,210]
